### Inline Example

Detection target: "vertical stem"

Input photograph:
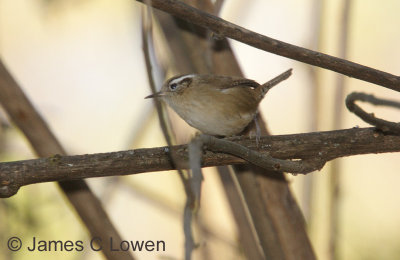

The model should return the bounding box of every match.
[328,1,352,260]
[141,7,198,259]
[302,0,323,223]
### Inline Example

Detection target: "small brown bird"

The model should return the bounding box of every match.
[145,69,292,136]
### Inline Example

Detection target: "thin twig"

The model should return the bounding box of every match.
[346,92,400,133]
[188,137,204,206]
[185,136,205,260]
[199,135,325,173]
[141,8,198,260]
[142,6,171,143]
[135,0,400,91]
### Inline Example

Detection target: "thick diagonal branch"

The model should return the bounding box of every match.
[0,59,133,260]
[135,0,400,91]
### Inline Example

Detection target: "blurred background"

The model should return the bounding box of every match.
[1,0,400,259]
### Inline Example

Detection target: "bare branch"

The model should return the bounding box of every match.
[346,92,400,133]
[199,135,325,173]
[0,60,134,260]
[1,127,399,198]
[135,0,400,91]
[142,9,199,260]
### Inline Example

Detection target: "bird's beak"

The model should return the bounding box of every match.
[145,92,164,99]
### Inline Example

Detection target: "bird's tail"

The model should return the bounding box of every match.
[257,68,293,99]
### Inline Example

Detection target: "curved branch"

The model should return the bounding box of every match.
[135,0,400,91]
[198,134,325,173]
[346,92,400,133]
[1,127,400,198]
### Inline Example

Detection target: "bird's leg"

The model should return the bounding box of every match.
[253,112,261,147]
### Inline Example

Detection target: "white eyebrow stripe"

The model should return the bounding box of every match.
[169,74,195,85]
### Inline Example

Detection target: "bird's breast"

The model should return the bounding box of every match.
[167,87,258,136]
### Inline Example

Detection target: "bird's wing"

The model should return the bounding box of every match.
[230,78,260,88]
[213,76,260,90]
[196,75,260,90]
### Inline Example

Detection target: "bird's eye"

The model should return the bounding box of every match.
[170,83,178,90]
